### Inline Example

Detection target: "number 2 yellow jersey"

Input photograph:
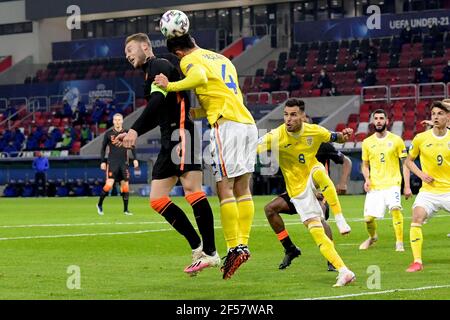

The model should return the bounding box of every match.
[361,132,407,190]
[408,129,450,194]
[179,48,254,126]
[257,123,331,197]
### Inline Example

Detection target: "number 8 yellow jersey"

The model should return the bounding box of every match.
[257,123,331,197]
[408,129,450,194]
[176,48,254,126]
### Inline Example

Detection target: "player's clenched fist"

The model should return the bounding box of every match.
[341,128,353,141]
[154,73,169,90]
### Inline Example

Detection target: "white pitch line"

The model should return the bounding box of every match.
[0,213,448,240]
[0,213,448,229]
[0,229,172,241]
[0,221,164,228]
[301,284,450,300]
[0,218,275,229]
[0,223,300,241]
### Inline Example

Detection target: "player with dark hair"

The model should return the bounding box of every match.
[405,101,450,272]
[154,34,257,279]
[97,113,139,216]
[359,109,410,252]
[263,99,352,271]
[257,99,355,287]
[115,33,219,275]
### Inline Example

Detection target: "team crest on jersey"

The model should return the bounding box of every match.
[387,141,393,148]
[306,137,313,146]
[448,141,450,150]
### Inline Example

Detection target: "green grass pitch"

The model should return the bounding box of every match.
[0,195,449,300]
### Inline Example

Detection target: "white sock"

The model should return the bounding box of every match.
[334,213,345,222]
[338,266,349,273]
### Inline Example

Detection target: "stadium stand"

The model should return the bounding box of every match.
[243,29,450,100]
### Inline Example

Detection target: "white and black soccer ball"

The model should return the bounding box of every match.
[160,10,190,39]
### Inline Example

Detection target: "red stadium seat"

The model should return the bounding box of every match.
[403,130,414,141]
[355,132,367,142]
[335,123,346,132]
[359,112,370,122]
[259,93,270,104]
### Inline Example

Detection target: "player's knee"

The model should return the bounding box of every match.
[364,216,375,223]
[150,196,172,214]
[120,183,129,193]
[264,203,278,218]
[305,218,322,229]
[411,210,426,225]
[103,181,114,192]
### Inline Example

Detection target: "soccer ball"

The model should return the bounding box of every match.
[160,10,190,39]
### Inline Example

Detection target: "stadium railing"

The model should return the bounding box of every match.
[361,82,448,104]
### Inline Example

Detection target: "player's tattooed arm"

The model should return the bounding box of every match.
[405,155,434,184]
[402,158,412,199]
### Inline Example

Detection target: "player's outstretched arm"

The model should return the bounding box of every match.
[332,128,353,144]
[154,64,207,92]
[113,92,165,149]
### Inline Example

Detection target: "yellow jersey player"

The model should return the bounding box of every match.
[154,34,257,280]
[257,101,356,287]
[359,109,411,252]
[405,101,450,272]
[262,99,352,272]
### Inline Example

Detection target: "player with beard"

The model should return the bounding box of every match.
[405,101,450,272]
[359,109,411,252]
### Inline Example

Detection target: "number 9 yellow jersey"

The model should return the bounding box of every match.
[408,129,450,194]
[177,48,255,126]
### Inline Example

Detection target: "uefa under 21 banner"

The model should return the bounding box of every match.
[294,9,450,42]
[52,30,217,61]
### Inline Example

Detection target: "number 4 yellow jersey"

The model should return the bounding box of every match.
[361,132,407,190]
[408,129,450,194]
[178,48,254,126]
[257,123,331,197]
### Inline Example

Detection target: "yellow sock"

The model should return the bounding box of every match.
[312,169,342,216]
[308,221,345,270]
[236,195,254,245]
[220,197,239,249]
[391,209,404,243]
[365,216,377,238]
[410,224,423,264]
